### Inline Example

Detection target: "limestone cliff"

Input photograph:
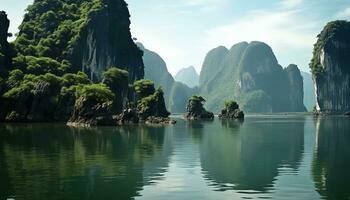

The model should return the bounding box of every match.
[71,0,144,82]
[301,71,316,111]
[138,43,197,113]
[310,20,350,113]
[0,11,11,75]
[174,66,199,88]
[200,41,307,113]
[285,64,307,112]
[15,0,144,83]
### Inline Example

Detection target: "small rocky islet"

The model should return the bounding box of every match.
[185,96,214,120]
[219,100,245,120]
[184,96,245,120]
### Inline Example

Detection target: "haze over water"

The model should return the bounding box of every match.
[0,115,349,200]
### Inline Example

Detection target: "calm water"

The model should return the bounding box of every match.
[0,115,350,200]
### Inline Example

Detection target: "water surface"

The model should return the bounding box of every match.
[0,115,349,200]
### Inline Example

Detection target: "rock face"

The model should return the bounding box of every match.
[15,0,144,83]
[310,20,350,113]
[68,97,114,127]
[71,0,144,82]
[301,71,316,111]
[285,64,307,112]
[0,11,11,75]
[174,66,199,88]
[219,101,245,119]
[199,41,307,113]
[185,96,214,120]
[138,43,197,113]
[199,46,228,88]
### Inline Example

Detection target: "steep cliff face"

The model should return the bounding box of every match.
[138,43,197,113]
[285,64,307,112]
[0,11,11,75]
[15,0,144,83]
[199,46,228,87]
[200,41,307,113]
[71,0,144,82]
[301,72,316,111]
[1,0,146,122]
[311,20,350,113]
[174,66,199,88]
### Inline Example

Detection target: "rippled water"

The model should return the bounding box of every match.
[0,115,349,200]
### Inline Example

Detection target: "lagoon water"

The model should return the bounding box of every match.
[0,115,349,200]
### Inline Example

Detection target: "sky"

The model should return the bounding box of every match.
[1,0,350,75]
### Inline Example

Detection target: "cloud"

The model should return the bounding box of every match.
[335,7,350,19]
[203,7,320,70]
[185,0,226,6]
[280,0,303,8]
[205,9,317,50]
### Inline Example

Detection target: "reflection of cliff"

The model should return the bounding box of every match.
[200,117,304,192]
[0,124,171,200]
[312,117,350,200]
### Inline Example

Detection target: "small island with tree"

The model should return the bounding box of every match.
[185,95,214,120]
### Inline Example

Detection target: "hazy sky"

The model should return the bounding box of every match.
[1,0,350,75]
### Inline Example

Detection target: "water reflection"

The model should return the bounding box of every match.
[200,117,305,193]
[312,117,350,200]
[0,124,171,200]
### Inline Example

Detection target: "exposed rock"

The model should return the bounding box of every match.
[14,0,144,105]
[199,41,307,113]
[311,20,350,113]
[284,64,307,112]
[116,107,139,124]
[219,101,245,119]
[199,46,229,88]
[0,11,12,75]
[70,1,144,83]
[2,74,63,122]
[185,96,214,120]
[301,71,316,111]
[137,43,196,113]
[68,97,115,127]
[174,66,199,88]
[137,87,170,120]
[145,116,176,125]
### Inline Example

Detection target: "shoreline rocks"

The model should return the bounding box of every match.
[219,101,245,120]
[185,96,214,120]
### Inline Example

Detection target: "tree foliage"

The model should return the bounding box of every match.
[133,79,156,100]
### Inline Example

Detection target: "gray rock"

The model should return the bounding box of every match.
[312,21,350,113]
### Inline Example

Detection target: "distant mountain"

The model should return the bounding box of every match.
[174,66,199,88]
[199,41,307,113]
[137,43,197,113]
[301,71,316,111]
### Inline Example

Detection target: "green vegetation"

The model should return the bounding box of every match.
[186,95,214,120]
[200,41,306,113]
[103,67,129,112]
[0,0,150,123]
[310,20,350,75]
[137,87,170,119]
[13,55,69,75]
[133,79,156,100]
[190,95,206,104]
[140,43,197,113]
[224,100,239,110]
[14,0,103,61]
[75,83,114,105]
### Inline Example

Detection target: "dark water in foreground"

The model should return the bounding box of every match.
[0,115,350,200]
